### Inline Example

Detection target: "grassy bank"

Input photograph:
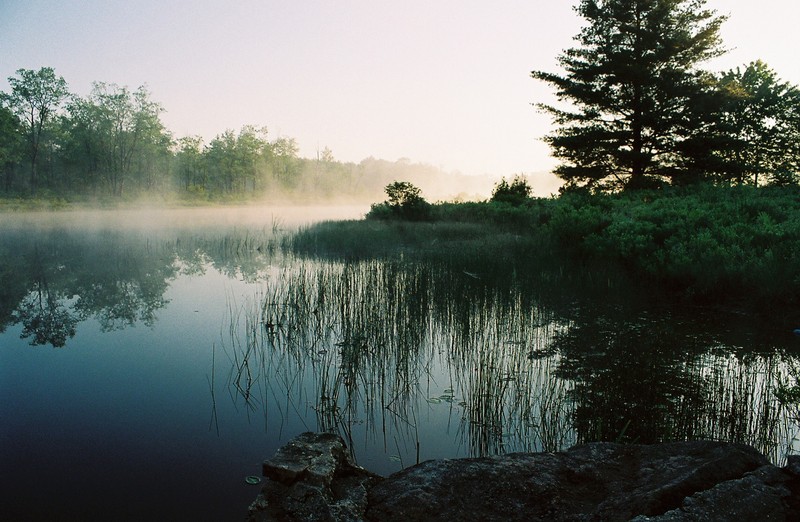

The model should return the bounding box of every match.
[526,185,800,306]
[291,184,800,311]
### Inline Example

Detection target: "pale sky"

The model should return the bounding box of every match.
[1,0,798,186]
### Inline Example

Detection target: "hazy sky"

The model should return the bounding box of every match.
[1,0,798,185]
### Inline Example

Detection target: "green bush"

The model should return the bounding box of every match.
[367,181,432,221]
[491,175,532,206]
[355,183,800,308]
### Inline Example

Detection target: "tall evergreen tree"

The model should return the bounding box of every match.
[533,0,726,190]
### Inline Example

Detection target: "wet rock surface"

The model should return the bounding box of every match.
[247,433,800,521]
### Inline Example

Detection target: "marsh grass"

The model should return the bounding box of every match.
[692,352,800,463]
[212,216,800,465]
[215,253,578,462]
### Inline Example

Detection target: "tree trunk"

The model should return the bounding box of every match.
[30,156,37,195]
[631,85,645,183]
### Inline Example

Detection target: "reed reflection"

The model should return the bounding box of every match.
[224,255,800,464]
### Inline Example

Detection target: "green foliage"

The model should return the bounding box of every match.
[712,61,800,185]
[358,184,800,308]
[0,67,474,202]
[64,82,171,196]
[0,105,23,191]
[532,0,727,189]
[205,125,270,193]
[544,185,800,304]
[385,181,422,207]
[368,181,432,221]
[490,175,532,206]
[1,67,70,194]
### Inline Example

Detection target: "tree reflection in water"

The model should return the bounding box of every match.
[0,230,175,346]
[0,224,282,347]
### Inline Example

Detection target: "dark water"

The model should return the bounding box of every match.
[2,207,799,520]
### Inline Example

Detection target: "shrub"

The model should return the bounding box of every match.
[367,181,432,221]
[491,175,533,206]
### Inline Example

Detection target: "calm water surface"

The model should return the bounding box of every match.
[2,206,799,520]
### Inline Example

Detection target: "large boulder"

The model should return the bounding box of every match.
[248,433,800,521]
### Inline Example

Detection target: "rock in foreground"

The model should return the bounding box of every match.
[247,432,380,521]
[247,432,800,521]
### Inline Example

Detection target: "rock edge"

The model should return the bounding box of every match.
[247,432,800,521]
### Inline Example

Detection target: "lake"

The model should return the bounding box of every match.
[2,206,799,520]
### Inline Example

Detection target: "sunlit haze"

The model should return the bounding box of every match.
[1,0,798,193]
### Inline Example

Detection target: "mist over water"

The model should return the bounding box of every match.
[2,206,799,520]
[0,205,369,231]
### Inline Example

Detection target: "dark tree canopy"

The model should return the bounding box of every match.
[0,106,23,191]
[1,67,70,194]
[367,181,432,221]
[713,61,800,186]
[533,0,727,191]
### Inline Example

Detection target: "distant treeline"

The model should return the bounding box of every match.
[0,67,491,203]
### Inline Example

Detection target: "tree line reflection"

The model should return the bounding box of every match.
[0,226,279,347]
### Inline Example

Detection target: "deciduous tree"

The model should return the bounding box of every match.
[0,105,23,192]
[491,175,533,205]
[206,126,269,193]
[2,67,70,194]
[65,82,170,196]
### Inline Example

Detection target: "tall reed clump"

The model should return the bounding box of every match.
[219,254,580,460]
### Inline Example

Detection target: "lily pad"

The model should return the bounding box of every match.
[245,475,262,485]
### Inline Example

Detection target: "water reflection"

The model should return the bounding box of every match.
[0,225,282,347]
[552,310,796,461]
[2,214,799,467]
[222,256,800,464]
[0,230,174,346]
